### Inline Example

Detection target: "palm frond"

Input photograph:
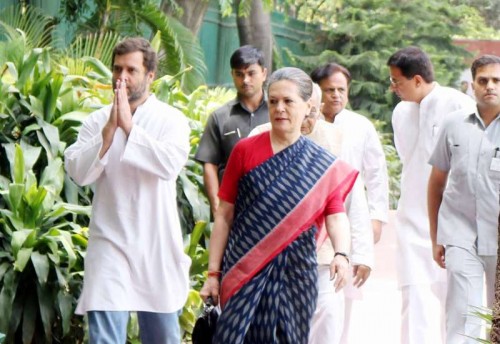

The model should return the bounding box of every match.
[67,31,121,68]
[58,31,121,77]
[0,5,54,49]
[133,3,207,93]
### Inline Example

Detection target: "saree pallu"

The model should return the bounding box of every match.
[214,137,357,344]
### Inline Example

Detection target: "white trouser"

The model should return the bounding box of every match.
[401,281,447,344]
[445,245,496,344]
[309,265,344,344]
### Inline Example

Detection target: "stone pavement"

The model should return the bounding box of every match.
[344,210,403,343]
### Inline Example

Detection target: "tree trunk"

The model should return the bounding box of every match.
[235,0,273,72]
[160,0,210,35]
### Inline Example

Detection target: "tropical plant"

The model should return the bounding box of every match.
[0,143,91,343]
[58,0,207,93]
[469,306,492,343]
[0,3,232,341]
[0,5,54,50]
[0,26,107,343]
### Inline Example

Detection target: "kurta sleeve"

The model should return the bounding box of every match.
[344,177,374,268]
[391,102,421,166]
[362,122,389,223]
[428,119,452,172]
[121,111,190,181]
[64,109,109,186]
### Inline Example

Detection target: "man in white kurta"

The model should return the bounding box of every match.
[388,46,476,344]
[311,63,389,343]
[65,38,191,343]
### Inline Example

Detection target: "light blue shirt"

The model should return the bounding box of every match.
[429,108,500,255]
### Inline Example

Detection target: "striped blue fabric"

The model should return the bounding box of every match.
[214,137,336,344]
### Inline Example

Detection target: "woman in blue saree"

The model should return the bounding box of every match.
[200,67,358,344]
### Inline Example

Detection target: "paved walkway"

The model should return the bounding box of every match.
[344,210,403,343]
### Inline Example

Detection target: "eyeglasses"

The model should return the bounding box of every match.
[389,77,402,86]
[389,76,413,87]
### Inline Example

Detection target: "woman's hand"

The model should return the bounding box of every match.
[200,275,221,305]
[329,254,349,292]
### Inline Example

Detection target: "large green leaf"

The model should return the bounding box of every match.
[17,48,44,92]
[57,290,73,336]
[12,144,24,185]
[44,72,64,123]
[0,263,11,283]
[40,158,64,197]
[37,119,62,161]
[11,230,32,258]
[24,185,48,227]
[8,183,24,215]
[3,143,41,178]
[0,269,17,332]
[46,202,92,219]
[13,247,33,272]
[55,230,77,269]
[52,110,91,126]
[31,252,50,286]
[186,221,207,257]
[82,56,113,81]
[37,283,54,341]
[21,290,37,344]
[178,172,210,222]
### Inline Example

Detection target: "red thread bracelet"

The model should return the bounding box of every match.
[207,270,222,278]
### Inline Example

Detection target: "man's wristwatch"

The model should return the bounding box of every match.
[334,252,350,264]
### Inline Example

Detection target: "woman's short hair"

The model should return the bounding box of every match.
[112,37,158,74]
[267,67,313,101]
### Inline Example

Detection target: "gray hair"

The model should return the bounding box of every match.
[267,67,313,101]
[311,82,322,109]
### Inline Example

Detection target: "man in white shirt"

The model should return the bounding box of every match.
[311,63,389,342]
[387,46,476,344]
[65,38,191,343]
[428,55,500,343]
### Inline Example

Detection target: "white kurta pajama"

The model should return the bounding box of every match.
[323,109,388,344]
[65,94,191,314]
[392,84,475,344]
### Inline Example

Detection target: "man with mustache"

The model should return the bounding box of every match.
[428,54,500,343]
[195,45,269,217]
[310,63,388,343]
[387,46,475,344]
[65,37,191,343]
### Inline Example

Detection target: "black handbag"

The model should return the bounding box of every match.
[192,298,219,344]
